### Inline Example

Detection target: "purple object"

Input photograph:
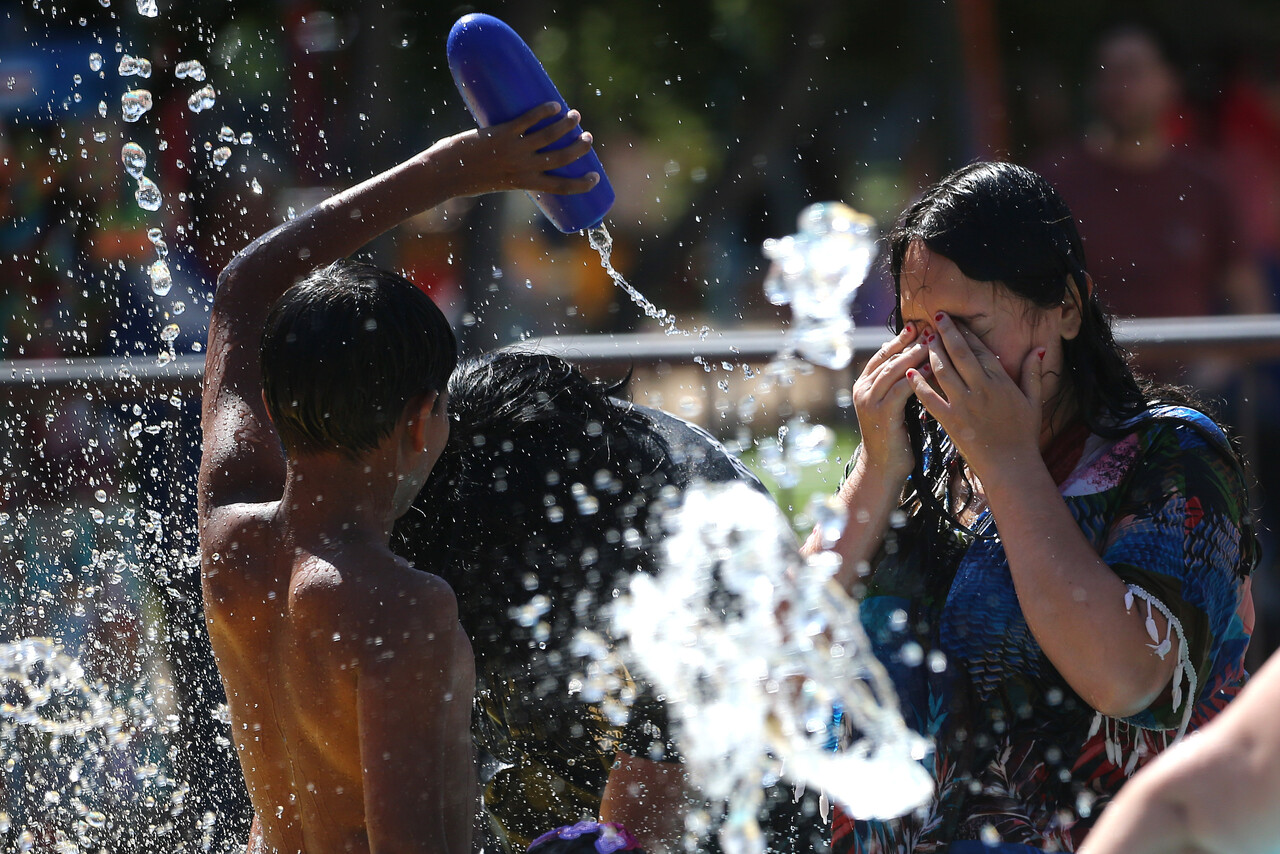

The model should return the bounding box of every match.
[528,821,643,854]
[447,13,615,233]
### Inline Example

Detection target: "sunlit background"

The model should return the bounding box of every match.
[3,0,1280,850]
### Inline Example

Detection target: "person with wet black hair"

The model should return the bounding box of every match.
[393,349,826,854]
[198,103,600,854]
[259,259,458,456]
[809,161,1256,852]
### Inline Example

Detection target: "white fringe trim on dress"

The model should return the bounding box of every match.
[1088,583,1197,776]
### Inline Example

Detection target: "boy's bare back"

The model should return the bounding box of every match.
[195,103,598,852]
[203,506,474,853]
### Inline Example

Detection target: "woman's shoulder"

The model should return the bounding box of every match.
[1063,406,1239,498]
[1114,404,1232,454]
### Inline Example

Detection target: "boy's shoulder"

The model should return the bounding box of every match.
[292,546,461,639]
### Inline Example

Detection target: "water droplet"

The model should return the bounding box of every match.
[251,177,262,194]
[172,300,186,315]
[218,125,235,142]
[97,100,108,117]
[239,131,253,145]
[148,259,172,295]
[147,227,163,244]
[120,142,146,179]
[90,508,106,524]
[118,54,151,77]
[129,421,143,439]
[88,52,103,71]
[94,489,108,503]
[136,0,158,17]
[92,131,106,143]
[160,323,180,343]
[211,146,232,167]
[175,59,206,81]
[134,176,162,211]
[120,88,153,122]
[186,84,217,113]
[85,811,106,828]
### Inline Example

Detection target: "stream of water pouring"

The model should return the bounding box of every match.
[587,225,685,336]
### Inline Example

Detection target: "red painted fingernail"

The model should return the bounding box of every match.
[934,312,945,323]
[906,368,918,380]
[904,322,914,335]
[1037,348,1046,361]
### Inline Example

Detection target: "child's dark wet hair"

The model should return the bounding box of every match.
[528,821,645,854]
[259,258,456,458]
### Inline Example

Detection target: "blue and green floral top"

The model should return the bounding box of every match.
[834,406,1256,853]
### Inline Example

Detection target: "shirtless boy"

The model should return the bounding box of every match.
[197,103,599,853]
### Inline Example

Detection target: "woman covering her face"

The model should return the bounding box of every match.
[812,162,1256,853]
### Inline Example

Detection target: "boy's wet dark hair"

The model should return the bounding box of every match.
[260,259,456,457]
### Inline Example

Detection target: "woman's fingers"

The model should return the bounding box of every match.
[931,312,988,388]
[906,366,947,418]
[861,323,920,378]
[861,340,928,401]
[924,325,968,400]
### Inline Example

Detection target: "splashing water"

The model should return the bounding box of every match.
[612,482,933,854]
[186,85,217,113]
[211,146,232,168]
[136,0,158,17]
[762,203,877,370]
[117,54,151,78]
[587,224,682,336]
[120,142,146,179]
[174,59,206,81]
[0,639,116,735]
[0,635,189,851]
[134,176,162,212]
[148,259,172,296]
[120,88,153,122]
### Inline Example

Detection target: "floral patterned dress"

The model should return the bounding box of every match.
[833,406,1256,853]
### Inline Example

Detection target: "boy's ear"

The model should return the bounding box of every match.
[406,392,440,451]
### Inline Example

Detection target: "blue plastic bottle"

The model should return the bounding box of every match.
[447,13,615,233]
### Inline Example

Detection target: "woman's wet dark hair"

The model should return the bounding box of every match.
[885,161,1232,548]
[392,349,671,751]
[260,259,457,457]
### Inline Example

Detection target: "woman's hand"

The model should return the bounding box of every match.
[850,323,930,484]
[425,102,600,198]
[812,324,927,584]
[907,311,1046,484]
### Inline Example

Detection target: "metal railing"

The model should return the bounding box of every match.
[5,314,1280,388]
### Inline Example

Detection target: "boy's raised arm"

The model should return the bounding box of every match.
[197,104,599,516]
